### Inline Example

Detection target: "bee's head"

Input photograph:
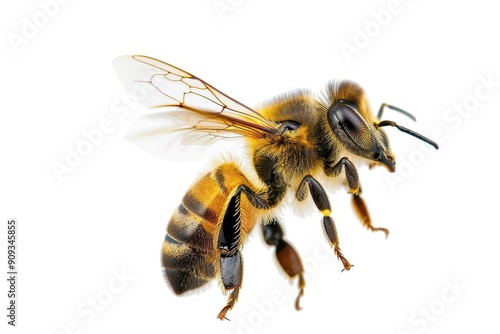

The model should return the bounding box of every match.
[321,80,438,172]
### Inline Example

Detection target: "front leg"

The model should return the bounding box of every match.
[296,175,352,271]
[216,185,266,320]
[326,157,389,238]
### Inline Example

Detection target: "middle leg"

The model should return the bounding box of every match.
[296,175,353,271]
[261,218,305,310]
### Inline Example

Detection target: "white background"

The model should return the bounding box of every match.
[2,0,499,333]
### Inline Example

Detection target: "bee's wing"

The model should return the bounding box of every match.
[113,55,278,161]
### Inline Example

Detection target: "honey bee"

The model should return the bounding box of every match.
[113,55,438,320]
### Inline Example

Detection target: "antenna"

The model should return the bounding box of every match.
[377,103,417,121]
[378,120,439,149]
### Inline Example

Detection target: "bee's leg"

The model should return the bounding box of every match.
[217,252,242,320]
[217,185,267,320]
[261,219,305,310]
[296,175,352,271]
[326,157,389,238]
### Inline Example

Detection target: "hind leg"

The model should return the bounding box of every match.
[216,185,267,320]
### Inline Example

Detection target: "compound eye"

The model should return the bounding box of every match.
[330,103,374,150]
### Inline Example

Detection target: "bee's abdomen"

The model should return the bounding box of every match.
[161,165,232,295]
[161,162,262,295]
[162,230,215,294]
[162,199,217,294]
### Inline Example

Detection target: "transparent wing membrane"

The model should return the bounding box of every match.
[113,55,278,161]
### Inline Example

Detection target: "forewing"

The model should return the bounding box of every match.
[113,55,277,161]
